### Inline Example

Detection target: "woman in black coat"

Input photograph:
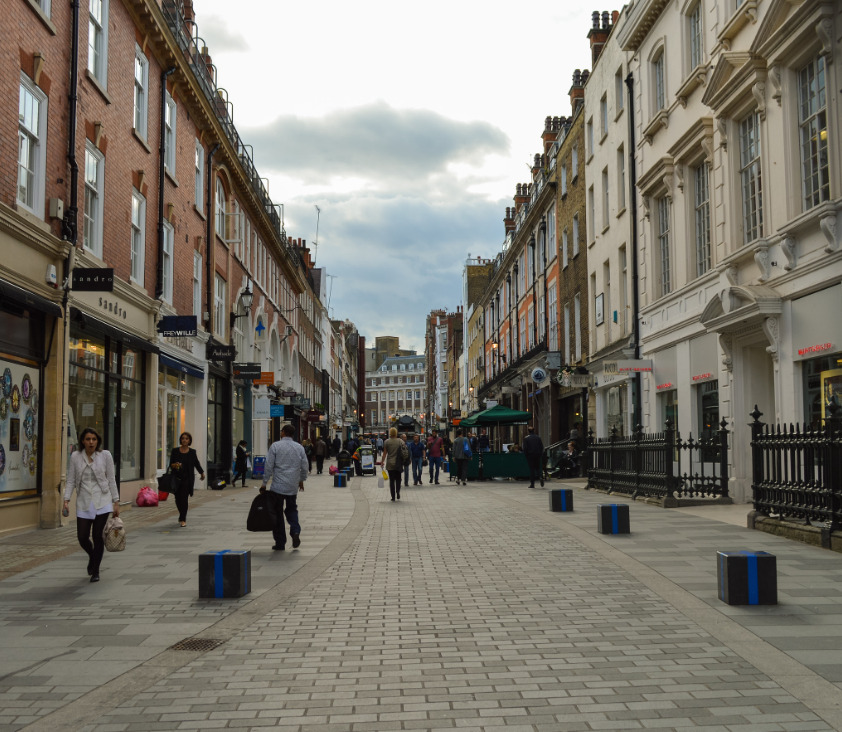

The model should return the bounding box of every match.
[168,431,205,527]
[233,440,250,487]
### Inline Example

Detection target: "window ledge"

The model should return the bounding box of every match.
[677,64,710,107]
[616,206,627,218]
[193,203,206,220]
[132,129,151,153]
[85,70,112,105]
[716,0,758,52]
[601,223,610,235]
[24,0,56,34]
[614,107,624,122]
[165,169,179,187]
[643,109,669,145]
[599,132,608,145]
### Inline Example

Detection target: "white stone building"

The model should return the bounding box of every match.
[617,0,840,502]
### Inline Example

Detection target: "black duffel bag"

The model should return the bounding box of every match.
[247,491,275,532]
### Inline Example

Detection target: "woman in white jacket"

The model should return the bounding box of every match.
[63,428,120,582]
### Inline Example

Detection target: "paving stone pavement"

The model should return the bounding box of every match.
[0,469,841,732]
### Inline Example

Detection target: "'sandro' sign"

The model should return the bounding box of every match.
[73,268,114,291]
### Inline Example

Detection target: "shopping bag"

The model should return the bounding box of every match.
[136,486,159,507]
[246,492,275,532]
[377,472,384,488]
[103,514,126,552]
[381,468,388,481]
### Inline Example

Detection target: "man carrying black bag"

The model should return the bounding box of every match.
[247,491,275,532]
[260,424,308,551]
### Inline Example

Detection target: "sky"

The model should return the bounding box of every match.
[195,1,599,353]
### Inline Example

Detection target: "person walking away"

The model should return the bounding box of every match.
[262,424,308,551]
[64,427,120,582]
[452,428,472,485]
[168,431,205,527]
[408,433,426,485]
[302,438,314,473]
[427,429,444,484]
[313,435,328,474]
[522,427,545,488]
[233,440,250,487]
[382,427,409,501]
[399,433,410,487]
[375,434,384,460]
[331,435,341,458]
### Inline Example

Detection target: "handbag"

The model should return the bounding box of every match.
[157,471,176,493]
[103,514,126,552]
[246,492,275,532]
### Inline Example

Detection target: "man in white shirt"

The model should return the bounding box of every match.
[261,424,308,551]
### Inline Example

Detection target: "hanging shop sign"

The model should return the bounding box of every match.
[72,268,114,292]
[206,344,236,361]
[253,371,275,385]
[253,396,271,420]
[232,362,261,379]
[157,315,198,337]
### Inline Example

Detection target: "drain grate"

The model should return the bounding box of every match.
[170,637,225,652]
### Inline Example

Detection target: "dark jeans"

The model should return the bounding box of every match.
[412,457,424,484]
[266,491,300,547]
[526,454,542,486]
[76,513,109,574]
[315,455,325,473]
[174,487,191,522]
[388,469,402,499]
[428,456,442,482]
[455,458,469,483]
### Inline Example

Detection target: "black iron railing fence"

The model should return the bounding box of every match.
[587,419,730,501]
[750,404,842,532]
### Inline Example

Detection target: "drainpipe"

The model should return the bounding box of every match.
[205,143,221,333]
[529,234,538,349]
[625,71,642,429]
[155,67,177,300]
[58,0,82,519]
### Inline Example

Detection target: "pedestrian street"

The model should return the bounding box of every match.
[1,470,841,731]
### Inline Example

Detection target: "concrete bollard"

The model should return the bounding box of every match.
[716,550,777,605]
[598,504,630,534]
[549,488,574,512]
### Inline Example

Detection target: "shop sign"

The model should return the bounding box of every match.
[253,396,271,420]
[281,390,297,397]
[559,373,593,387]
[72,267,114,291]
[604,359,653,374]
[232,362,261,379]
[253,371,275,385]
[291,395,311,410]
[797,342,834,358]
[269,404,284,417]
[691,372,715,382]
[656,382,674,391]
[157,315,198,337]
[206,344,236,361]
[451,409,461,418]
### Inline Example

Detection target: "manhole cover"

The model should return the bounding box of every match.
[170,637,225,652]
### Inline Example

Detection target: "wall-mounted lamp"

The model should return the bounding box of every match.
[229,282,254,329]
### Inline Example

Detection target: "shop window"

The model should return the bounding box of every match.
[0,354,41,496]
[697,379,719,461]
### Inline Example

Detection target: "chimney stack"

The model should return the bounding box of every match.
[588,9,614,66]
[569,70,587,115]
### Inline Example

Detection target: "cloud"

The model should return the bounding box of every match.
[243,102,509,182]
[200,15,250,53]
[285,188,505,351]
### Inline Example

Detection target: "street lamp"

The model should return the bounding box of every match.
[229,281,254,329]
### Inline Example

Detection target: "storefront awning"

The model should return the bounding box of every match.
[70,307,158,353]
[159,353,204,379]
[0,278,62,318]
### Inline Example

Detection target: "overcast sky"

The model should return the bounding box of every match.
[195,1,598,352]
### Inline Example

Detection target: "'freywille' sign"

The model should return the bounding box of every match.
[157,315,198,337]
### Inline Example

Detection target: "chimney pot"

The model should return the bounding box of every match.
[602,11,610,29]
[612,10,619,24]
[592,10,600,28]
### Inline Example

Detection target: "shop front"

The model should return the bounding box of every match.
[791,285,842,426]
[0,278,63,533]
[68,305,157,504]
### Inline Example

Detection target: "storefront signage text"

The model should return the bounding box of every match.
[157,315,198,337]
[604,359,653,374]
[797,342,834,357]
[232,362,261,379]
[253,371,275,385]
[692,372,714,382]
[656,382,674,391]
[73,268,114,292]
[206,344,236,361]
[97,296,127,319]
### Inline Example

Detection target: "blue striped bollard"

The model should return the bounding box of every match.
[549,488,574,512]
[716,551,777,605]
[597,504,630,534]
